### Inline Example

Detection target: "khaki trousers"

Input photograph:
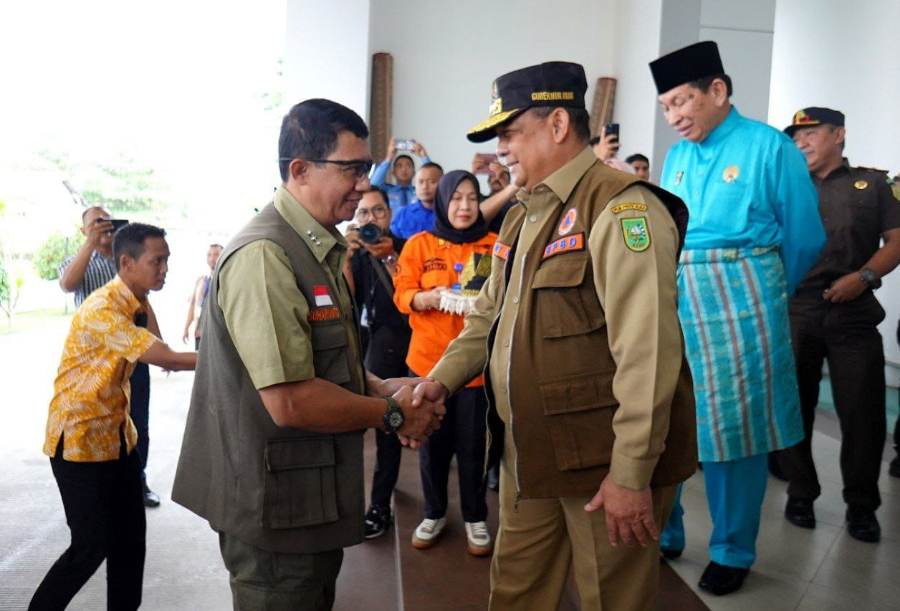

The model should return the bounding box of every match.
[489,437,677,611]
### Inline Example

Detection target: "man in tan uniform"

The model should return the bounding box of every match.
[411,62,697,610]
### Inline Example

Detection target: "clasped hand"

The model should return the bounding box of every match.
[379,377,447,446]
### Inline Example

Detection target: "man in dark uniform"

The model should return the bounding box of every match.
[779,107,900,543]
[345,187,412,539]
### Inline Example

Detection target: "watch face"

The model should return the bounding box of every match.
[389,411,404,429]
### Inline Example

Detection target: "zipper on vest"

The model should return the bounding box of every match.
[507,251,527,499]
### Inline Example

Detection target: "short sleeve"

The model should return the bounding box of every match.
[217,240,316,389]
[878,176,900,232]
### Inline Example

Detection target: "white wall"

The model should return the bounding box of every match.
[769,0,900,379]
[284,0,371,120]
[369,0,616,171]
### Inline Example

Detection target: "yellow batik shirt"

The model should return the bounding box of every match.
[43,275,158,462]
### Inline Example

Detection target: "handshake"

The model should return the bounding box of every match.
[377,377,449,449]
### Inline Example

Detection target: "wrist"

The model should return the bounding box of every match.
[859,267,881,289]
[382,395,405,433]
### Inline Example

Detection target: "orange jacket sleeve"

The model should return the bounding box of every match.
[393,234,427,314]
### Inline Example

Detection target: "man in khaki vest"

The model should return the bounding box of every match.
[172,99,443,611]
[411,62,697,610]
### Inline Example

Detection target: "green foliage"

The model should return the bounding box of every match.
[33,231,83,281]
[0,256,23,322]
[81,160,163,213]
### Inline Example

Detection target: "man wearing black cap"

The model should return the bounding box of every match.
[410,61,697,610]
[649,41,825,595]
[777,107,900,543]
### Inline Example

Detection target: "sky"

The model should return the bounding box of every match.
[0,0,288,235]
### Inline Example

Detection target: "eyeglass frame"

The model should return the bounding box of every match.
[279,157,374,180]
[354,204,390,220]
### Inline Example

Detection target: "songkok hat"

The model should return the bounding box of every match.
[649,41,725,95]
[467,61,587,143]
[783,107,845,137]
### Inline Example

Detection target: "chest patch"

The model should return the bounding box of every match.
[493,242,511,260]
[313,285,333,306]
[611,202,648,214]
[621,217,651,252]
[854,180,869,190]
[557,208,577,235]
[722,165,740,183]
[423,258,448,272]
[308,306,341,322]
[543,233,585,259]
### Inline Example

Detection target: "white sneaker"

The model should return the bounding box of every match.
[465,521,493,556]
[412,517,447,549]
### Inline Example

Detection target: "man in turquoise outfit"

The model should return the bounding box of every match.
[649,41,825,596]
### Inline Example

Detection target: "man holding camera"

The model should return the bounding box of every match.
[58,206,161,508]
[345,187,412,539]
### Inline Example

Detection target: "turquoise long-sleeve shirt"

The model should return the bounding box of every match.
[660,107,825,293]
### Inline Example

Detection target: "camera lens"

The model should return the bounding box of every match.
[358,223,383,244]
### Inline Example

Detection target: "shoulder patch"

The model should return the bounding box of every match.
[611,202,648,214]
[620,217,651,252]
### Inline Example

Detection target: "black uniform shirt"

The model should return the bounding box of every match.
[796,159,900,292]
[350,234,408,330]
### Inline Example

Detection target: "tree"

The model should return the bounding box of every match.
[0,256,24,326]
[34,231,83,281]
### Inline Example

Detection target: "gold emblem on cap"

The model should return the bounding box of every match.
[854,180,868,190]
[489,97,503,117]
[723,165,740,183]
[675,171,684,185]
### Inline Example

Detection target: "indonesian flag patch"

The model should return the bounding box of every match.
[313,285,333,307]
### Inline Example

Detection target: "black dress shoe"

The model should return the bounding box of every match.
[846,509,880,543]
[784,498,816,529]
[698,561,749,596]
[889,456,900,479]
[143,484,161,508]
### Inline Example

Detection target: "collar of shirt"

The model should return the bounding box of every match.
[517,146,597,210]
[816,158,852,183]
[274,185,347,266]
[699,105,741,149]
[105,275,144,318]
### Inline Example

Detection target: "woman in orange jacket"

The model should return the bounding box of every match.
[394,170,497,557]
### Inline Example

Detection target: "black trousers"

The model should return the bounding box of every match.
[780,295,886,512]
[365,325,410,509]
[29,438,146,611]
[129,362,150,483]
[418,386,488,522]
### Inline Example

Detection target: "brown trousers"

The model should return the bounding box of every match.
[489,435,676,611]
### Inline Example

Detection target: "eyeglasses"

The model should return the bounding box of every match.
[354,205,389,220]
[280,157,374,180]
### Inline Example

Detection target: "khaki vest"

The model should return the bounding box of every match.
[172,204,367,553]
[486,165,696,498]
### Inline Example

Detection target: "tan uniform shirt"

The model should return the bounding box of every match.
[218,186,362,390]
[431,147,682,490]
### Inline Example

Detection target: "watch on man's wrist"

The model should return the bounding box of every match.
[859,267,882,289]
[382,396,405,433]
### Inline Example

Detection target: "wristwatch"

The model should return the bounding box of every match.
[382,396,405,433]
[859,267,882,289]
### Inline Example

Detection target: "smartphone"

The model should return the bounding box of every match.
[604,122,620,140]
[109,219,129,232]
[473,153,498,175]
[395,139,416,152]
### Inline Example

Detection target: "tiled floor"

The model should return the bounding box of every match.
[668,407,900,611]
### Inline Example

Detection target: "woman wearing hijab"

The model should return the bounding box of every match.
[393,170,497,556]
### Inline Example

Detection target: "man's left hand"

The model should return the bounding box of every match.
[823,272,867,303]
[364,237,396,260]
[585,477,658,547]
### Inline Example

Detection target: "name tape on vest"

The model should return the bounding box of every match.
[543,233,585,259]
[308,306,341,322]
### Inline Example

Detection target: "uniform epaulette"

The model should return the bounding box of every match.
[856,166,888,174]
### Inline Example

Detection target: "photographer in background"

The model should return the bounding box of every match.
[371,137,432,210]
[472,153,518,235]
[344,187,412,539]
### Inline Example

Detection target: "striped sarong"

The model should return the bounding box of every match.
[678,246,803,462]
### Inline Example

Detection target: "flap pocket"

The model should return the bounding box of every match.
[311,321,348,350]
[262,437,339,529]
[265,437,335,471]
[532,255,589,289]
[540,374,617,471]
[310,322,352,386]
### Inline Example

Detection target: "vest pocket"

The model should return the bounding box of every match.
[310,321,352,385]
[532,255,604,338]
[539,374,617,471]
[262,437,339,529]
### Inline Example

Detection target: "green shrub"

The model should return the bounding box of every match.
[33,232,83,281]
